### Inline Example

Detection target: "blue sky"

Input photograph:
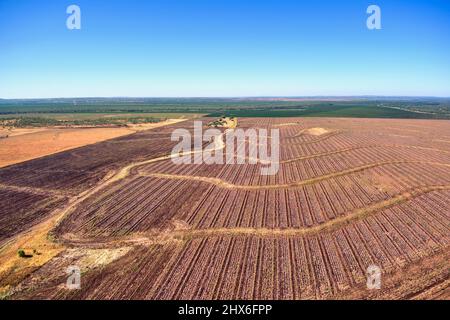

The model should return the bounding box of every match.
[0,0,449,98]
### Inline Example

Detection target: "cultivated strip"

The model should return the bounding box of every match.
[140,160,450,190]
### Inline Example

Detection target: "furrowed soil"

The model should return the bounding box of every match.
[1,117,449,300]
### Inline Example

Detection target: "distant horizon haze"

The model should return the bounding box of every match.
[1,95,450,101]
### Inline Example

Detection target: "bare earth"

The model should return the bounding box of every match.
[304,127,329,136]
[0,117,449,300]
[0,120,184,168]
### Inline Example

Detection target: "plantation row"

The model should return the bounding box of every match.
[138,146,450,188]
[0,188,67,244]
[30,190,450,299]
[52,117,450,241]
[55,160,450,239]
[280,134,450,163]
[251,118,450,162]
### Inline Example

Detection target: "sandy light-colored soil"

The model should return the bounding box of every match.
[0,119,185,168]
[304,127,329,136]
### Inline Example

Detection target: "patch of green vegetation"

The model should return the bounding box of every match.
[208,103,450,119]
[0,112,204,120]
[0,98,305,114]
[17,250,32,258]
[0,116,165,128]
[0,98,449,119]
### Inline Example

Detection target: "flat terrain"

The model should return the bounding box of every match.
[1,97,449,119]
[0,117,449,299]
[0,113,205,121]
[0,120,184,168]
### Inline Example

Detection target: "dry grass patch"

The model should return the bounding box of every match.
[0,214,64,298]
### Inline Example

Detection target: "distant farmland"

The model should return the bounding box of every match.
[208,104,441,118]
[1,97,449,119]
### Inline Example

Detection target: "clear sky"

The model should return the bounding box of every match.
[1,0,449,98]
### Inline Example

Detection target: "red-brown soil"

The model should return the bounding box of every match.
[1,117,449,300]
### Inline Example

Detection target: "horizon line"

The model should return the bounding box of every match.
[1,95,450,101]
